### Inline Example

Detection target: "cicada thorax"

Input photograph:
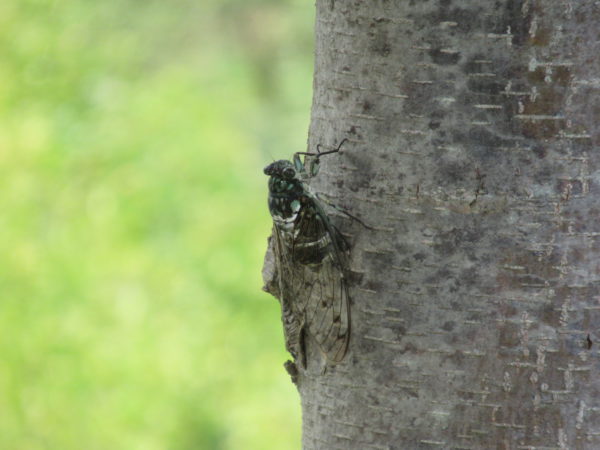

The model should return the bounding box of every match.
[268,178,333,266]
[268,176,302,218]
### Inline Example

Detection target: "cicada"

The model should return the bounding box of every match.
[263,139,351,372]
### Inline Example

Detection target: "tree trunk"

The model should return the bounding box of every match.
[267,1,600,448]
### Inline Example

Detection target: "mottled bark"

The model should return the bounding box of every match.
[265,1,600,448]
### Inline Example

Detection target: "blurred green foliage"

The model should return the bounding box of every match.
[0,0,314,448]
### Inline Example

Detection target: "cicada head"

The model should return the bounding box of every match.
[264,160,298,181]
[264,160,304,195]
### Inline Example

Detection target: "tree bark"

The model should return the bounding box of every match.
[266,1,600,448]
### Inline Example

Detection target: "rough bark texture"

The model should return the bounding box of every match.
[266,1,600,448]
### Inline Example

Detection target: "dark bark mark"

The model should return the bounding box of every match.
[428,47,461,65]
[499,0,533,46]
[369,23,391,57]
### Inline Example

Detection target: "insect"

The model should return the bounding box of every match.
[263,139,352,374]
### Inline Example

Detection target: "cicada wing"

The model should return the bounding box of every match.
[271,226,306,365]
[285,206,350,364]
[299,251,350,363]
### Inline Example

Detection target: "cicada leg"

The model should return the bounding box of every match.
[293,138,348,178]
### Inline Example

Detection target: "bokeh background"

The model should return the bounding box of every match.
[0,0,314,448]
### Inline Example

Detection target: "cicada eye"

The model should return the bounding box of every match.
[283,167,296,179]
